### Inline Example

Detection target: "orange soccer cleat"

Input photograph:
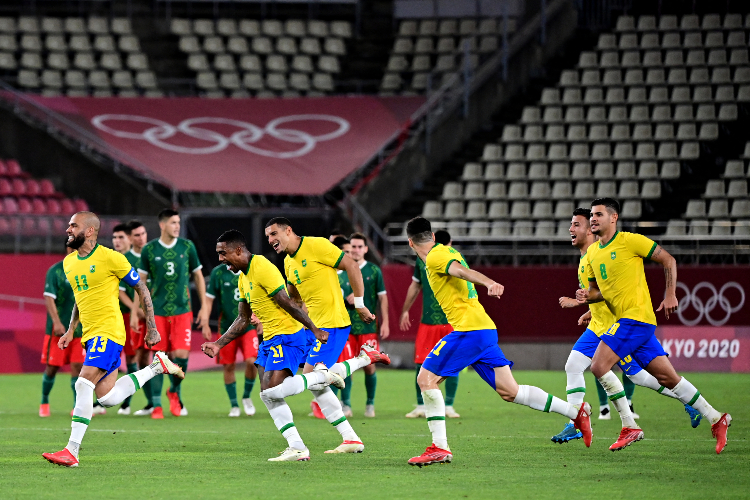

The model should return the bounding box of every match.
[609,427,644,451]
[39,404,50,417]
[42,448,79,467]
[151,406,164,419]
[166,390,181,417]
[712,413,732,454]
[408,445,453,467]
[358,345,391,366]
[310,400,325,419]
[572,402,593,447]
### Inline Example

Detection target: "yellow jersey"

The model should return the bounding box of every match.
[239,254,301,341]
[424,244,496,332]
[585,231,658,326]
[578,250,617,336]
[284,236,350,329]
[63,244,133,346]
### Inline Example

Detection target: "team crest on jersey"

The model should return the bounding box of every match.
[302,259,307,267]
[580,266,585,273]
[611,252,616,260]
[90,265,96,273]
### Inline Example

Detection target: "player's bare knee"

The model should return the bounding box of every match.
[224,363,235,373]
[656,372,680,389]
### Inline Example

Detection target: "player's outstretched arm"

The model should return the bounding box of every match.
[338,254,376,323]
[202,301,253,357]
[650,245,679,319]
[446,261,504,298]
[134,281,161,348]
[273,289,329,344]
[399,280,421,331]
[58,302,79,349]
[559,296,581,308]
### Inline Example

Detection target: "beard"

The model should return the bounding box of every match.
[66,232,86,249]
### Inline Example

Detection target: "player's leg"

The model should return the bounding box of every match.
[620,366,637,418]
[133,344,154,415]
[167,312,192,416]
[241,331,259,416]
[40,364,59,417]
[594,377,611,419]
[260,369,310,461]
[119,314,138,415]
[361,334,379,418]
[330,334,355,417]
[224,362,240,417]
[147,316,170,418]
[40,334,65,417]
[70,361,82,411]
[97,352,183,408]
[407,364,426,418]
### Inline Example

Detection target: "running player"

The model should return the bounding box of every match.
[265,218,391,453]
[336,232,388,418]
[552,208,702,444]
[329,236,352,417]
[576,198,731,453]
[138,209,210,418]
[42,211,184,467]
[405,216,591,466]
[40,244,84,417]
[202,261,259,417]
[201,230,388,461]
[399,229,460,419]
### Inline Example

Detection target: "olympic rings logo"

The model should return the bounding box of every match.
[90,114,350,159]
[675,281,745,326]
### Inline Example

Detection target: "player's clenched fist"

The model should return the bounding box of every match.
[144,328,161,348]
[57,330,74,349]
[311,327,329,344]
[487,282,504,298]
[356,307,376,324]
[575,288,590,304]
[201,342,220,358]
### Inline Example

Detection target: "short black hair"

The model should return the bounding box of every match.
[127,219,144,231]
[112,223,130,234]
[158,208,179,221]
[406,216,433,244]
[434,230,451,245]
[265,217,292,229]
[332,236,349,249]
[572,207,592,219]
[349,232,367,244]
[217,229,247,249]
[590,198,620,215]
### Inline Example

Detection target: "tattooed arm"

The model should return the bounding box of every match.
[58,302,80,349]
[201,301,253,358]
[649,245,678,319]
[134,281,161,348]
[273,289,329,344]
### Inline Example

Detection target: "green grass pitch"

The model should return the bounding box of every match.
[1,369,747,499]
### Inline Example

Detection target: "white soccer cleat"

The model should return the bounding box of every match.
[242,397,256,416]
[599,407,611,420]
[180,406,188,416]
[92,405,106,416]
[630,404,640,419]
[364,404,375,418]
[312,363,345,390]
[445,406,461,418]
[325,440,365,454]
[405,405,426,418]
[268,447,310,461]
[133,406,154,416]
[154,352,185,379]
[228,407,241,417]
[117,407,131,415]
[342,405,353,418]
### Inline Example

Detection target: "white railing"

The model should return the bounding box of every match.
[0,293,47,311]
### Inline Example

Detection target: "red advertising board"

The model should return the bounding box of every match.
[656,327,750,373]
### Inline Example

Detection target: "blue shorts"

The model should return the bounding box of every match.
[83,336,123,378]
[304,326,351,367]
[599,318,667,369]
[255,329,308,373]
[422,329,513,389]
[572,328,643,375]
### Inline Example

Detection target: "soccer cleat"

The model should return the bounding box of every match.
[551,422,583,444]
[242,397,256,416]
[405,405,426,418]
[133,405,154,416]
[712,413,732,455]
[117,407,131,415]
[609,427,644,451]
[154,352,185,379]
[92,405,106,416]
[408,444,452,467]
[445,406,461,418]
[268,447,310,462]
[167,390,181,417]
[180,406,188,417]
[342,405,353,418]
[684,404,702,428]
[358,344,391,366]
[598,407,611,420]
[629,404,640,419]
[572,402,593,448]
[310,400,325,419]
[151,406,164,419]
[325,440,365,454]
[42,448,79,467]
[39,404,50,417]
[313,363,345,390]
[228,407,241,417]
[364,404,375,418]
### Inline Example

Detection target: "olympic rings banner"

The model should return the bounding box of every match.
[29,95,425,194]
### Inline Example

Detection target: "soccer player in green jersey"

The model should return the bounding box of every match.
[202,263,259,417]
[138,209,210,418]
[40,244,84,417]
[400,230,460,419]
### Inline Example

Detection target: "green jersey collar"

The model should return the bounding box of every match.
[289,236,304,258]
[77,243,99,260]
[245,255,254,275]
[598,231,620,249]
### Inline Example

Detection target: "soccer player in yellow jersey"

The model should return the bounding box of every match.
[576,198,731,454]
[43,212,185,468]
[405,217,592,466]
[201,230,389,461]
[265,218,392,454]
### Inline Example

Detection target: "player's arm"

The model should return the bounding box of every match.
[273,289,329,344]
[202,301,253,358]
[378,293,389,339]
[399,280,422,331]
[286,281,304,307]
[58,302,80,349]
[578,309,592,326]
[133,280,161,348]
[575,280,604,304]
[202,295,215,336]
[191,269,210,339]
[44,295,66,336]
[119,288,139,311]
[446,261,504,299]
[650,244,678,319]
[559,295,582,308]
[337,254,375,323]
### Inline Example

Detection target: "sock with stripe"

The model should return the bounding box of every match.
[41,373,55,404]
[225,382,238,407]
[415,365,424,405]
[97,365,158,407]
[626,370,678,398]
[259,391,306,451]
[168,358,188,398]
[513,385,578,419]
[598,370,637,428]
[329,355,370,380]
[671,376,722,425]
[121,363,138,409]
[260,372,328,400]
[444,376,459,407]
[311,387,359,442]
[564,350,590,410]
[622,371,636,401]
[365,373,377,405]
[243,377,255,399]
[70,376,78,406]
[422,388,449,450]
[340,376,352,407]
[68,377,95,459]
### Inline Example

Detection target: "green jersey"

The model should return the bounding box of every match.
[414,258,449,325]
[138,237,202,317]
[43,260,83,337]
[338,261,386,334]
[118,249,141,313]
[206,264,243,333]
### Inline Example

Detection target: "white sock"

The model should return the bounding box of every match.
[565,350,590,410]
[513,385,578,419]
[598,370,637,428]
[422,389,448,450]
[311,387,360,442]
[97,375,137,407]
[626,371,678,399]
[671,377,722,425]
[260,373,325,400]
[68,378,95,458]
[259,391,306,451]
[329,355,370,379]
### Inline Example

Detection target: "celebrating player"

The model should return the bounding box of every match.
[42,212,184,467]
[40,244,84,417]
[552,208,702,444]
[400,229,460,419]
[576,198,731,453]
[405,216,591,467]
[138,209,210,418]
[265,218,391,453]
[202,261,259,417]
